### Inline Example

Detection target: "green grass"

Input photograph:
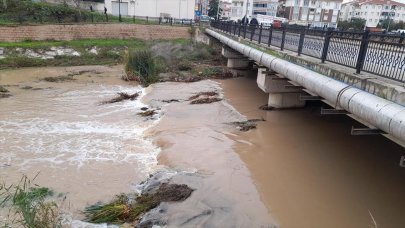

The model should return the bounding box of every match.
[0,39,145,49]
[0,175,63,228]
[0,53,124,70]
[0,0,178,26]
[124,49,159,86]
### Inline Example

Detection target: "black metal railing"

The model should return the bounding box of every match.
[211,21,405,82]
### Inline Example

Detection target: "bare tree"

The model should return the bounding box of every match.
[2,0,7,9]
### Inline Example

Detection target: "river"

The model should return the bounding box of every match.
[1,66,405,227]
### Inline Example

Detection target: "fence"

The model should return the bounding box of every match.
[0,12,196,27]
[211,21,405,82]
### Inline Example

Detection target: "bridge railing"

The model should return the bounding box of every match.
[211,21,405,82]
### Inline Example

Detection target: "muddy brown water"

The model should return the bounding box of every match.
[1,66,405,227]
[0,66,161,219]
[219,76,405,228]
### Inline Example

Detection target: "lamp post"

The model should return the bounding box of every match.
[216,0,220,20]
[179,0,181,19]
[119,0,122,22]
[387,10,395,31]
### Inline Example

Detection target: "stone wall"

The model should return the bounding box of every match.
[0,24,191,42]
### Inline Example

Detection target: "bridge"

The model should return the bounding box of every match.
[204,22,405,150]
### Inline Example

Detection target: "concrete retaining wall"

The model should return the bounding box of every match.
[0,24,191,42]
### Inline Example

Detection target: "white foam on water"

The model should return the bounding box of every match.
[0,84,161,173]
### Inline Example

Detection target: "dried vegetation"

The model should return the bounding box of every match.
[84,183,193,225]
[101,92,139,104]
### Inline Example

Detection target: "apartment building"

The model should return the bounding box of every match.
[284,0,343,28]
[252,0,279,17]
[230,0,253,20]
[220,1,232,19]
[340,0,405,28]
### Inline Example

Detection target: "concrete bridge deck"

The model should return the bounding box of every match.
[206,28,405,149]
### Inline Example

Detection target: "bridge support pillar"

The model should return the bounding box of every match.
[222,46,250,69]
[227,58,250,69]
[268,93,305,109]
[256,68,305,108]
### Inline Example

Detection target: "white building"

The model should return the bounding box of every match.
[284,0,343,28]
[340,0,405,28]
[220,1,232,19]
[252,0,279,17]
[230,0,253,20]
[104,0,196,19]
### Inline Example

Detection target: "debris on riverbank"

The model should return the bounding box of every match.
[232,118,266,131]
[0,93,12,98]
[188,91,218,100]
[101,92,140,104]
[0,85,9,93]
[43,75,76,82]
[0,85,11,98]
[190,97,222,104]
[137,109,157,117]
[259,104,275,111]
[188,91,222,104]
[84,183,193,225]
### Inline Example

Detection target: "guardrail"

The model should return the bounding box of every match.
[211,21,405,82]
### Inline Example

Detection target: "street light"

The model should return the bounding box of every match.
[119,0,122,22]
[387,10,395,31]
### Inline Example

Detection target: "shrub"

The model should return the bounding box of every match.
[0,175,63,228]
[124,49,159,86]
[177,60,192,71]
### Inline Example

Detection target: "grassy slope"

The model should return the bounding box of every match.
[0,39,145,49]
[0,39,195,70]
[0,0,160,25]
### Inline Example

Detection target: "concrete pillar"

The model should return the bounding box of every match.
[256,67,305,108]
[222,46,250,69]
[227,58,250,69]
[268,93,305,108]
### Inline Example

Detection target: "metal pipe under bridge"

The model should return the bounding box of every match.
[206,28,405,148]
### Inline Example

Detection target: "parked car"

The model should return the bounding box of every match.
[200,15,211,23]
